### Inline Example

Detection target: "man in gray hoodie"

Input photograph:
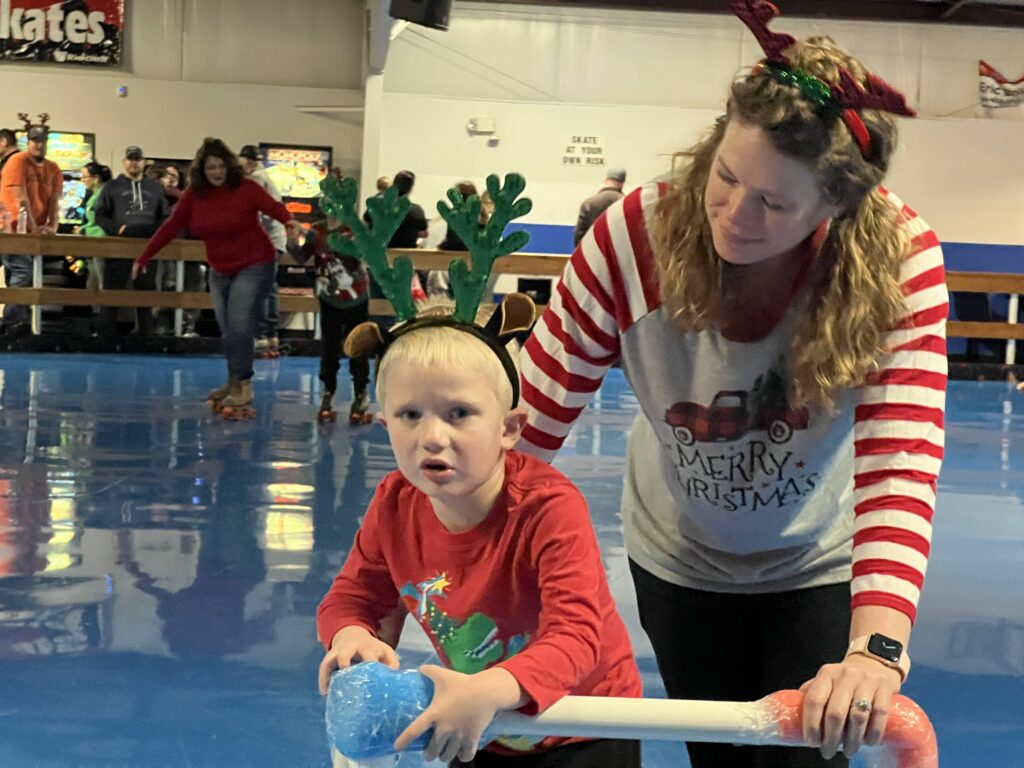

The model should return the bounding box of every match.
[93,146,169,336]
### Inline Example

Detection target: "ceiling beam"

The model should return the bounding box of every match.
[474,0,1024,28]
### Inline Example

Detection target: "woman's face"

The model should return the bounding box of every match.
[704,120,838,266]
[204,156,227,187]
[164,167,180,188]
[81,170,96,190]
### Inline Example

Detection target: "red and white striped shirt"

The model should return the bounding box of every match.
[518,183,947,623]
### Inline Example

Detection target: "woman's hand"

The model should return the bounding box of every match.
[317,625,399,695]
[130,260,145,281]
[285,219,302,244]
[393,666,522,763]
[799,653,902,759]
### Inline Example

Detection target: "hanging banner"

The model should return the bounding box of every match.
[0,0,124,67]
[978,60,1024,109]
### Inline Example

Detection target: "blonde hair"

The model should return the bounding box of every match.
[375,305,518,411]
[651,36,909,409]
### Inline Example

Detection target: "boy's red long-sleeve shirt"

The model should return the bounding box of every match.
[317,451,641,747]
[136,179,292,276]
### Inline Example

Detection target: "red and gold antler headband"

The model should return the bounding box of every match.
[731,0,915,158]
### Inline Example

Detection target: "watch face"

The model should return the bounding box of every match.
[868,634,903,663]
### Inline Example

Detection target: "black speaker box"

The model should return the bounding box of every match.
[389,0,452,31]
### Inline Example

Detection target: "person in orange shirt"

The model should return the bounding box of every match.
[0,124,62,336]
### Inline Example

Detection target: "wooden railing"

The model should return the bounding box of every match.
[0,234,1021,358]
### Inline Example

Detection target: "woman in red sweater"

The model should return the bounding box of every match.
[133,138,299,411]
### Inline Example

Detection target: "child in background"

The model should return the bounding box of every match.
[288,214,372,423]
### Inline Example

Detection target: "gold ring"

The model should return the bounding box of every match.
[854,697,872,713]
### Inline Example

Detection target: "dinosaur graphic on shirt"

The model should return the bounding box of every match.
[399,573,528,675]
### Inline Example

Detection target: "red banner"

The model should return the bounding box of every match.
[979,60,1024,110]
[0,0,124,67]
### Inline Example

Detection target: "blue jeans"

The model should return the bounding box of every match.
[255,251,283,340]
[2,254,33,328]
[208,261,276,381]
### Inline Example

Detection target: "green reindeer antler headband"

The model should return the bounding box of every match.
[318,173,537,407]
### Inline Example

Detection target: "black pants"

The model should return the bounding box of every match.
[630,560,851,768]
[319,299,370,395]
[451,738,640,767]
[98,256,156,335]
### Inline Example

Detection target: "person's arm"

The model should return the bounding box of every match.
[414,205,428,241]
[494,484,609,714]
[518,186,662,461]
[8,186,36,230]
[40,170,62,233]
[133,190,194,274]
[315,480,402,647]
[800,197,948,759]
[573,200,591,247]
[82,193,106,237]
[93,184,118,236]
[5,158,40,231]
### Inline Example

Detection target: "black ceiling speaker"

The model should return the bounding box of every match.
[389,0,452,31]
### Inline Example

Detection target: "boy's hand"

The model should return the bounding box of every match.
[394,665,525,763]
[317,626,400,695]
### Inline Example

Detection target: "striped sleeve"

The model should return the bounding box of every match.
[518,184,665,461]
[851,192,948,624]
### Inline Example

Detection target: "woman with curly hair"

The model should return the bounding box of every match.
[133,138,300,412]
[518,3,947,766]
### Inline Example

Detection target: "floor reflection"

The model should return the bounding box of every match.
[0,355,1020,766]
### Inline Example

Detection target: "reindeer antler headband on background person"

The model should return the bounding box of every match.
[18,112,51,137]
[318,173,537,408]
[731,0,916,159]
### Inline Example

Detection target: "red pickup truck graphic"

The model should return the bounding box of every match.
[664,390,809,445]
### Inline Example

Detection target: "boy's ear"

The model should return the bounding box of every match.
[502,408,528,450]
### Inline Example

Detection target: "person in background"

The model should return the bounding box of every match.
[0,128,19,177]
[76,162,112,297]
[239,145,288,357]
[288,210,372,423]
[150,163,202,338]
[427,180,493,300]
[0,121,63,337]
[572,168,626,247]
[92,146,170,337]
[132,138,300,414]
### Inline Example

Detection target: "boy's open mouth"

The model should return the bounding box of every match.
[420,459,453,473]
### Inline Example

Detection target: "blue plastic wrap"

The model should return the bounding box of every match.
[326,662,435,760]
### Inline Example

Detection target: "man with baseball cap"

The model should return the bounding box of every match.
[573,167,627,247]
[0,122,62,336]
[92,145,169,336]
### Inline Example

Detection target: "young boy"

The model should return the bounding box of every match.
[316,320,642,767]
[289,215,372,422]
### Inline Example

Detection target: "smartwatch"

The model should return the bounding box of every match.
[846,633,910,682]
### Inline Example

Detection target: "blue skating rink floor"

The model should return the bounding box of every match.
[0,353,1021,767]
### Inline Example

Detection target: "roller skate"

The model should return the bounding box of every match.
[206,378,234,413]
[220,379,256,420]
[317,390,338,423]
[255,336,281,359]
[349,389,373,425]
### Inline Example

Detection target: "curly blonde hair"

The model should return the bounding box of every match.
[651,36,910,409]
